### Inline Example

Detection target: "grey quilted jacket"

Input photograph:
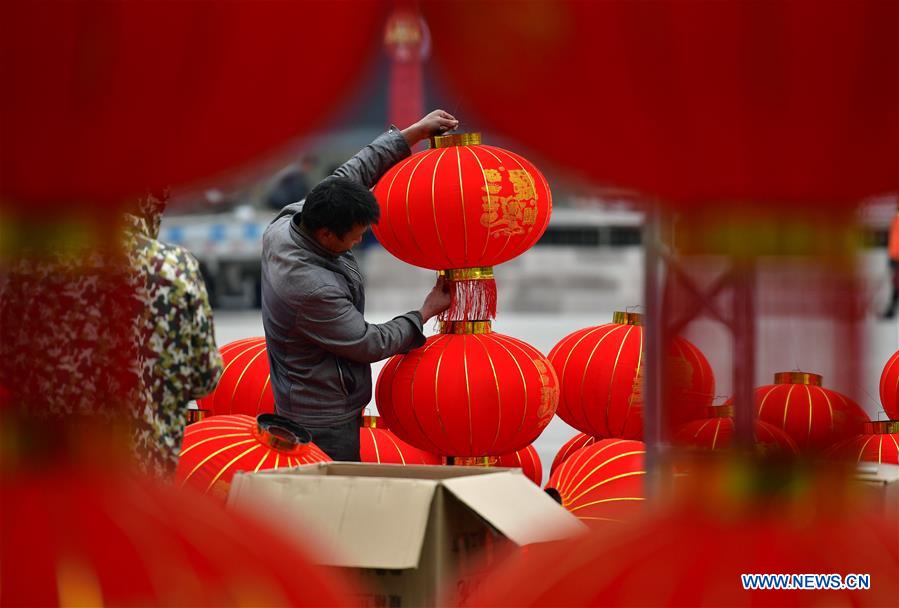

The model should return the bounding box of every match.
[261,128,426,427]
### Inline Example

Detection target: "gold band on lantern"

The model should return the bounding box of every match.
[773,371,823,386]
[612,311,643,326]
[438,266,494,281]
[707,405,734,418]
[430,132,482,149]
[362,415,380,429]
[256,425,299,451]
[439,321,493,335]
[866,420,899,435]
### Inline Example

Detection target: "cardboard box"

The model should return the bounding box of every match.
[854,462,899,517]
[227,463,586,607]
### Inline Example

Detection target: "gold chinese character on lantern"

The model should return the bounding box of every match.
[480,167,540,237]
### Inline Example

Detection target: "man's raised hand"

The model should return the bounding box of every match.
[402,110,459,146]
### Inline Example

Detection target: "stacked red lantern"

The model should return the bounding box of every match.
[828,421,899,465]
[360,415,440,465]
[544,439,645,527]
[376,323,557,457]
[754,372,869,451]
[454,444,543,485]
[550,432,602,477]
[672,405,799,455]
[196,337,275,417]
[176,414,330,499]
[880,350,899,420]
[372,133,551,321]
[548,311,715,440]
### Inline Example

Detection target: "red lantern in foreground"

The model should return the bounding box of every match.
[548,312,715,440]
[175,414,330,499]
[376,322,558,457]
[2,468,350,606]
[360,415,440,465]
[755,372,869,451]
[372,133,551,321]
[454,444,543,486]
[880,350,899,420]
[672,405,799,455]
[550,432,602,477]
[197,337,275,417]
[828,421,899,465]
[544,439,645,527]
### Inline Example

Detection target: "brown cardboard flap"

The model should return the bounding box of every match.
[228,472,438,569]
[441,471,588,545]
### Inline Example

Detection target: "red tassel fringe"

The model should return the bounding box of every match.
[439,278,497,322]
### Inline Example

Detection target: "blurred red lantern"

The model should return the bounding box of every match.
[423,1,899,209]
[672,405,799,455]
[755,372,869,451]
[828,421,899,465]
[376,321,558,457]
[0,1,387,213]
[372,133,551,320]
[468,497,899,607]
[880,350,899,420]
[359,415,440,465]
[175,414,330,499]
[197,337,275,417]
[544,439,645,527]
[550,432,601,477]
[1,467,351,606]
[454,444,543,485]
[548,312,715,440]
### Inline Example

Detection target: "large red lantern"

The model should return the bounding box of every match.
[376,321,558,457]
[454,444,543,486]
[372,133,551,320]
[755,372,869,451]
[544,439,645,527]
[548,312,715,440]
[423,1,899,209]
[672,405,799,455]
[550,432,602,477]
[880,350,899,420]
[359,415,440,465]
[1,1,387,213]
[175,414,330,499]
[197,337,275,417]
[828,421,899,466]
[2,467,351,606]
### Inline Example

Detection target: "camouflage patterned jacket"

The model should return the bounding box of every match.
[125,210,223,478]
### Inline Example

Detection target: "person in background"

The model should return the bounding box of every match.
[261,110,456,461]
[125,191,223,478]
[264,156,318,211]
[882,203,899,319]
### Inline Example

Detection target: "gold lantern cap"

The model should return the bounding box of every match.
[438,266,494,281]
[706,404,734,418]
[438,320,493,335]
[255,413,311,452]
[361,415,384,429]
[612,311,643,326]
[430,132,482,149]
[773,371,822,386]
[865,420,899,435]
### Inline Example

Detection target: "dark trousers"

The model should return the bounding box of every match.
[305,417,361,462]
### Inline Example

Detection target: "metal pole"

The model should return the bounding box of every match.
[732,258,756,447]
[642,204,664,499]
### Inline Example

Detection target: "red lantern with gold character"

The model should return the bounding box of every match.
[175,414,330,500]
[372,133,551,321]
[828,421,899,465]
[196,337,275,417]
[550,432,602,477]
[672,405,799,455]
[755,372,869,451]
[544,439,645,527]
[376,321,558,457]
[454,444,543,486]
[359,415,440,465]
[548,312,715,440]
[880,350,899,420]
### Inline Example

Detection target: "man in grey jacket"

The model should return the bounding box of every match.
[261,110,456,460]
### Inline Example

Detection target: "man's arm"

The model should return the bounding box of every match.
[332,110,458,189]
[181,252,224,399]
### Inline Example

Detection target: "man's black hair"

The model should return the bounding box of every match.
[300,176,380,238]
